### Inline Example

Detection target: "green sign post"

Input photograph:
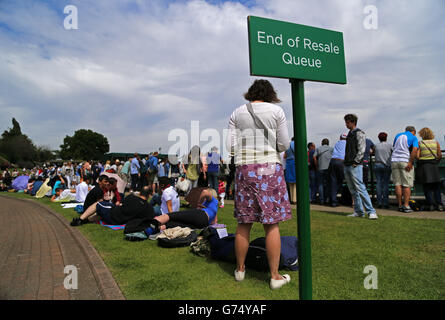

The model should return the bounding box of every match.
[247,15,347,300]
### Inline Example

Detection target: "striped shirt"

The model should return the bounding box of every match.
[419,139,438,160]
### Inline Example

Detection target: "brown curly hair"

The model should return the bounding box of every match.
[244,79,281,103]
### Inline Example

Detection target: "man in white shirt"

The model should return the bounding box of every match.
[159,177,180,214]
[75,176,91,203]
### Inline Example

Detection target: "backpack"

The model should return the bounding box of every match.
[207,228,236,264]
[409,199,422,211]
[245,237,272,271]
[74,205,84,214]
[245,236,299,271]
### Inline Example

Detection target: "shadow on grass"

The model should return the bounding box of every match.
[197,251,291,283]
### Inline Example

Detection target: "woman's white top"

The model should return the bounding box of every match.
[226,102,290,165]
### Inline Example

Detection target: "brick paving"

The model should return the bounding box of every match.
[0,196,125,300]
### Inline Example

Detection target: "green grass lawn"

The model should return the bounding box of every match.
[4,192,445,300]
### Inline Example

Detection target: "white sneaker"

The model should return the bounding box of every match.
[347,213,364,218]
[270,274,291,290]
[368,213,378,220]
[234,269,245,282]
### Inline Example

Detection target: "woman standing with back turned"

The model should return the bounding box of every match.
[226,79,292,290]
[416,127,444,211]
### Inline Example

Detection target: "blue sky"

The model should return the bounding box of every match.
[1,0,444,160]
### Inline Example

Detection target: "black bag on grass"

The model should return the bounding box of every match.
[207,228,236,264]
[157,231,198,248]
[245,236,299,271]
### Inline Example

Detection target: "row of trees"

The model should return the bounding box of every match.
[0,118,110,169]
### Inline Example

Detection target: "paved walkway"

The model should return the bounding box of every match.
[0,195,125,300]
[308,202,445,220]
[222,199,445,220]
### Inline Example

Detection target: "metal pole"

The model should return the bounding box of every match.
[289,79,312,300]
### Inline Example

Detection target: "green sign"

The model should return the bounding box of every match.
[248,16,347,84]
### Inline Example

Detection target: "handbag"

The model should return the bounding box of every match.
[245,102,279,151]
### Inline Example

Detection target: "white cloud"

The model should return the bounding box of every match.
[0,0,444,157]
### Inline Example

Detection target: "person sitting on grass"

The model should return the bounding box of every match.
[106,177,122,206]
[70,186,155,226]
[75,175,91,203]
[30,176,44,196]
[145,188,219,236]
[52,175,66,195]
[71,176,121,223]
[24,178,35,194]
[159,176,180,215]
[81,175,109,214]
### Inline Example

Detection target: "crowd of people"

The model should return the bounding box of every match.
[1,79,444,292]
[288,121,444,213]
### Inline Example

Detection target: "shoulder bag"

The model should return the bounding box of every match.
[246,102,278,151]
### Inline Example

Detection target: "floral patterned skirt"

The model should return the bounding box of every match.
[234,163,292,224]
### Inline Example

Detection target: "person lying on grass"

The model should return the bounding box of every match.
[51,187,76,202]
[70,186,155,226]
[145,188,219,236]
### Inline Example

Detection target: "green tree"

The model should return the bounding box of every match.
[35,145,56,163]
[60,129,109,160]
[1,117,22,139]
[0,118,37,167]
[0,118,57,167]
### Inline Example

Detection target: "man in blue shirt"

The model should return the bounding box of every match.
[206,147,221,193]
[391,126,419,213]
[130,153,141,192]
[147,152,159,193]
[329,133,347,207]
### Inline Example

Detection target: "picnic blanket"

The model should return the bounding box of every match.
[97,220,125,230]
